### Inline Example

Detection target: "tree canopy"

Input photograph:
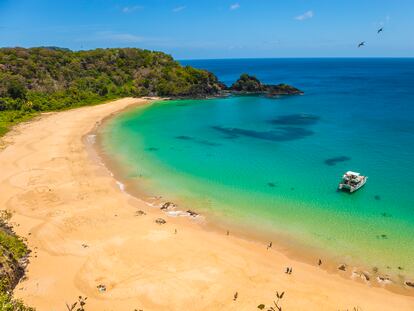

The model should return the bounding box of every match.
[0,47,223,113]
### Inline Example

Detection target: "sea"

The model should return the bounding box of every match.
[98,58,414,285]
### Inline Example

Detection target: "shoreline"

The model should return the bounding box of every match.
[95,100,414,297]
[0,97,412,310]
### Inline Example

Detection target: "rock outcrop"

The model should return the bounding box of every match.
[228,73,303,96]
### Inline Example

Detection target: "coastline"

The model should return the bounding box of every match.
[95,100,414,296]
[0,97,413,310]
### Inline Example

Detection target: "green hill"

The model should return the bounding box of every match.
[0,47,224,135]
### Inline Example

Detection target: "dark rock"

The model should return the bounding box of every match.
[377,276,391,283]
[161,202,176,210]
[186,210,198,217]
[338,264,347,271]
[405,281,414,288]
[155,218,166,225]
[229,74,303,96]
[231,74,263,92]
[135,210,146,216]
[362,272,370,281]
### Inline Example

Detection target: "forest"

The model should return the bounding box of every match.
[0,47,223,136]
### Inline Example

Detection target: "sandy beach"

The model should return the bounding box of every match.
[0,97,413,310]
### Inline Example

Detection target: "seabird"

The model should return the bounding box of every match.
[358,41,366,48]
[377,27,384,34]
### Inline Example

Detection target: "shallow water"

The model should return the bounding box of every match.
[100,58,414,281]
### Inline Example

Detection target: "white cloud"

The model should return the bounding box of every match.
[230,3,240,10]
[172,6,186,13]
[96,31,144,43]
[122,5,143,13]
[295,10,314,21]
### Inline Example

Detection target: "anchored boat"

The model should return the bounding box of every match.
[338,171,367,193]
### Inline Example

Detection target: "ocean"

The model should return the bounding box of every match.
[99,58,414,284]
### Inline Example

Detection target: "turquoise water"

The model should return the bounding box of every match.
[100,59,414,281]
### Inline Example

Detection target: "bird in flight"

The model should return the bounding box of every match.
[358,41,366,48]
[377,27,384,34]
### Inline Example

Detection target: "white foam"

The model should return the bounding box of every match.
[86,134,96,144]
[116,180,125,192]
[166,210,186,217]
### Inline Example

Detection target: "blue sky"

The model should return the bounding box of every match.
[0,0,413,59]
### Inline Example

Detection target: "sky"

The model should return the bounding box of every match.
[0,0,413,59]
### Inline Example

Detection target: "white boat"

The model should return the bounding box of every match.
[338,171,367,193]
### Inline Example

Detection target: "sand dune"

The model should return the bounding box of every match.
[0,98,413,310]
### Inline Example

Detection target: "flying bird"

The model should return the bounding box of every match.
[377,27,384,34]
[358,41,366,48]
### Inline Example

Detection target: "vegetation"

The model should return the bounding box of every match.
[257,290,285,311]
[231,73,263,92]
[0,47,224,136]
[0,293,34,311]
[0,211,33,311]
[230,73,303,96]
[65,296,87,311]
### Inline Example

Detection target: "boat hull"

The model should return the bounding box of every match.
[338,177,368,193]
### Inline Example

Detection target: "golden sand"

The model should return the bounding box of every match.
[0,97,413,310]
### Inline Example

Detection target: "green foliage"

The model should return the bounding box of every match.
[0,230,28,261]
[231,73,263,92]
[0,47,223,137]
[0,110,38,137]
[0,214,33,311]
[0,292,35,311]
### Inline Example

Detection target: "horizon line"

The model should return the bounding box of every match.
[179,56,414,61]
[1,46,413,61]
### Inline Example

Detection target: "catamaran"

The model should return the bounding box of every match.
[338,171,367,193]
